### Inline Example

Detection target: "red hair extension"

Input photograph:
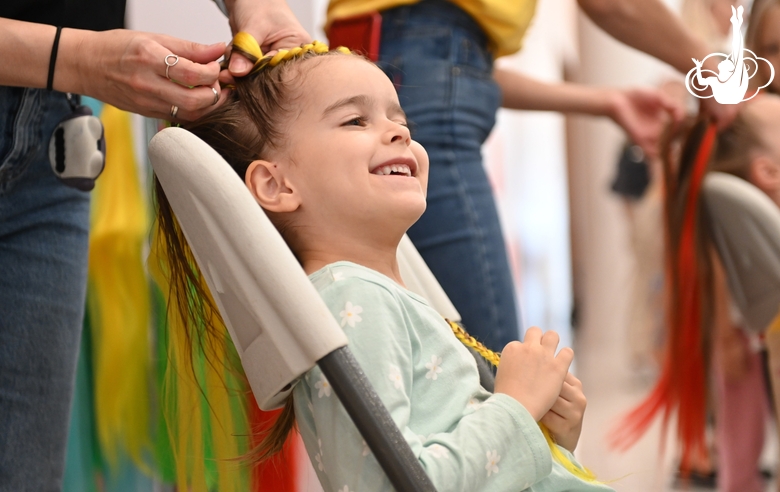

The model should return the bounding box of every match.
[610,123,718,471]
[249,403,299,491]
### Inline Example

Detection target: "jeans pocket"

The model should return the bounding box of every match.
[0,89,44,192]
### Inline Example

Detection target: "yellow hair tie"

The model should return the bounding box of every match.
[228,33,350,74]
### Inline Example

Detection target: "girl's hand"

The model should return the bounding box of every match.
[540,372,587,452]
[494,327,573,421]
[61,29,226,122]
[607,87,684,160]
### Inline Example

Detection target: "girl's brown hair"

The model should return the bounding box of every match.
[154,48,350,468]
[613,107,769,468]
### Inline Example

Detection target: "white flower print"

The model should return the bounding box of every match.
[332,271,345,281]
[467,397,483,411]
[485,450,501,477]
[388,364,404,390]
[428,444,449,459]
[425,355,443,380]
[314,439,325,471]
[315,374,332,398]
[361,439,370,457]
[339,301,363,328]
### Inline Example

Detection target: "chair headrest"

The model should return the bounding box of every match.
[148,127,348,409]
[703,172,780,332]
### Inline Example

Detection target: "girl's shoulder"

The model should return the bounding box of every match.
[309,261,430,307]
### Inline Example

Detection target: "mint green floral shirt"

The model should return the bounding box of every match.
[293,262,614,492]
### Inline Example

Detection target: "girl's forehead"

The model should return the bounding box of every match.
[295,56,399,110]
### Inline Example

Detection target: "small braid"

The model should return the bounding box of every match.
[445,319,501,366]
[229,32,350,74]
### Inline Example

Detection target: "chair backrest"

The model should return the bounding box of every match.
[703,172,780,332]
[397,235,461,322]
[149,127,349,410]
[148,127,462,408]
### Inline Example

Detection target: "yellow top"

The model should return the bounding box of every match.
[326,0,537,58]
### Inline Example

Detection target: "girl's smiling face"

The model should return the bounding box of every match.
[246,54,429,262]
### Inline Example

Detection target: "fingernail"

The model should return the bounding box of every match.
[231,57,250,73]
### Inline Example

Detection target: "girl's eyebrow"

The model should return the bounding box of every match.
[321,95,407,120]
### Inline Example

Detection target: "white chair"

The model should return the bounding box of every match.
[149,127,447,491]
[703,171,780,438]
[703,172,780,333]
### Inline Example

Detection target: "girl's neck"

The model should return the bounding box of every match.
[298,239,406,286]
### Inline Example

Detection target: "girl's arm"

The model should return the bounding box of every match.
[494,68,683,159]
[297,277,553,492]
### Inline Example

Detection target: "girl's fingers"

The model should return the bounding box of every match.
[540,409,567,429]
[556,346,574,369]
[540,330,560,351]
[523,326,543,344]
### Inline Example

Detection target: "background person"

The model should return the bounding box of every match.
[0,1,309,490]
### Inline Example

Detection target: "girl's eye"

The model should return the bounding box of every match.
[344,117,366,126]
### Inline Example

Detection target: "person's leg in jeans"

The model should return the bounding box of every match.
[379,1,520,352]
[0,87,90,491]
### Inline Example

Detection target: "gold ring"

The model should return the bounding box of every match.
[170,105,179,119]
[211,87,219,105]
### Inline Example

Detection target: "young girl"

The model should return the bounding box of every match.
[153,36,613,491]
[614,95,780,491]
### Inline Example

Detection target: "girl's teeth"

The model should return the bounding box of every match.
[372,164,412,176]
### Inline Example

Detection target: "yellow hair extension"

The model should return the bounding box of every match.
[229,32,350,73]
[446,319,598,483]
[149,230,250,492]
[88,105,151,470]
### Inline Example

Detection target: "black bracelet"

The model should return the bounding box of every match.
[47,26,63,91]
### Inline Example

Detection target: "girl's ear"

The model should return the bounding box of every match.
[245,160,301,213]
[750,155,780,194]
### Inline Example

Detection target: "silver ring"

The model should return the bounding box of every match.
[211,87,219,105]
[170,105,179,119]
[165,54,179,80]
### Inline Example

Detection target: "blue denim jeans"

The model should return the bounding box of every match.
[0,87,90,491]
[379,0,520,352]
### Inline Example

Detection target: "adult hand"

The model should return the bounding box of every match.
[62,29,226,122]
[494,328,573,421]
[607,87,685,160]
[700,97,739,130]
[539,372,587,453]
[224,0,312,80]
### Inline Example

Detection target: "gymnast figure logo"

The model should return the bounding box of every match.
[686,5,775,104]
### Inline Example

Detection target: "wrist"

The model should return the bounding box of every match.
[53,28,91,95]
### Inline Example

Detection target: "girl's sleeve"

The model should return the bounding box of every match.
[299,277,552,492]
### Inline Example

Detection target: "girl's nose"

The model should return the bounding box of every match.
[388,122,411,145]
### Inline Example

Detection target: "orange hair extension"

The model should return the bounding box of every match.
[611,123,718,470]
